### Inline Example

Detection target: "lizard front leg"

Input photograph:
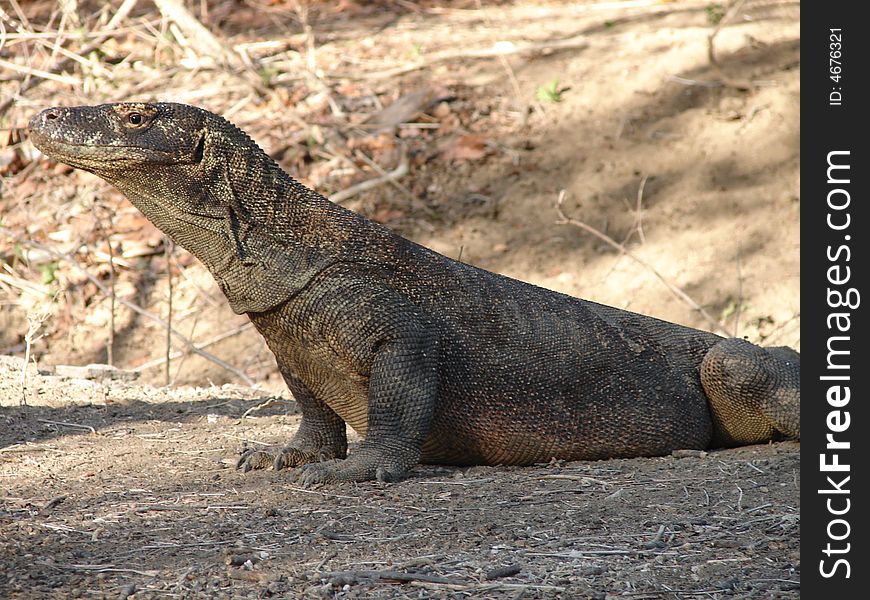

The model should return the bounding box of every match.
[297,307,439,485]
[237,368,347,471]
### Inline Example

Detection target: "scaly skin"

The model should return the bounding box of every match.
[28,103,800,485]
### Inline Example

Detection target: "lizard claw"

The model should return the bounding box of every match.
[236,448,276,472]
[296,461,338,488]
[376,466,399,483]
[273,448,304,471]
[237,444,334,473]
[292,449,410,486]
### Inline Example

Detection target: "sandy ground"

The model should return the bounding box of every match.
[1,356,799,599]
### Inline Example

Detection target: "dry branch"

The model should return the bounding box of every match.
[320,570,465,586]
[705,0,760,90]
[0,58,80,85]
[153,0,267,96]
[331,34,589,80]
[354,149,436,217]
[153,0,227,61]
[0,270,49,296]
[37,418,97,435]
[293,0,344,119]
[635,174,648,245]
[410,581,567,593]
[133,322,254,373]
[90,201,117,366]
[240,395,291,419]
[426,0,713,21]
[330,153,409,204]
[20,308,50,405]
[164,237,174,386]
[473,0,531,118]
[708,0,749,69]
[555,190,730,336]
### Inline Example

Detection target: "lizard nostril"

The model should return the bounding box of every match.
[45,112,59,120]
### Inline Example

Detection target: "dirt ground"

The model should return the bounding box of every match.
[1,1,800,598]
[1,356,800,599]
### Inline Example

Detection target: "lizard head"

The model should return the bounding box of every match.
[28,102,208,177]
[28,102,336,314]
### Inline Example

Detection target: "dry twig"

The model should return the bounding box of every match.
[133,322,254,373]
[0,227,258,387]
[635,174,648,245]
[705,0,758,90]
[105,235,116,366]
[20,308,50,405]
[708,0,749,69]
[330,34,588,80]
[0,0,139,118]
[473,0,538,120]
[292,0,344,118]
[38,418,97,435]
[153,0,268,95]
[90,200,116,366]
[153,0,227,62]
[164,237,174,386]
[330,152,409,204]
[319,570,465,586]
[241,396,293,419]
[555,190,730,335]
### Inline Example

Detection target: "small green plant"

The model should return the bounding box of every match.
[40,262,59,285]
[720,299,750,322]
[257,66,280,86]
[12,243,25,263]
[87,45,107,61]
[535,79,564,103]
[706,3,726,25]
[410,42,423,57]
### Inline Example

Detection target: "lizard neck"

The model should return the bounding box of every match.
[110,146,379,315]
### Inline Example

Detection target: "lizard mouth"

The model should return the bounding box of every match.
[31,133,173,157]
[29,129,186,171]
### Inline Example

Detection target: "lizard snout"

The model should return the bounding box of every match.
[29,107,64,135]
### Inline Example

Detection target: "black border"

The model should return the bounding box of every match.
[802,4,868,596]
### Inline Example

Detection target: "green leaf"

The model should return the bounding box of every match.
[258,66,280,86]
[535,79,564,103]
[706,3,726,26]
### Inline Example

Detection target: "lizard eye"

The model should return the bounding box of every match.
[113,105,156,130]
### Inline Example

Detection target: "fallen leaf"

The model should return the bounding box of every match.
[360,88,433,133]
[370,207,406,223]
[440,134,489,162]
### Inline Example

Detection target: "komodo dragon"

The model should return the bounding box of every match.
[29,102,800,485]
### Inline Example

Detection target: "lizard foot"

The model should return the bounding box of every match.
[295,444,416,486]
[236,445,336,472]
[236,447,277,472]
